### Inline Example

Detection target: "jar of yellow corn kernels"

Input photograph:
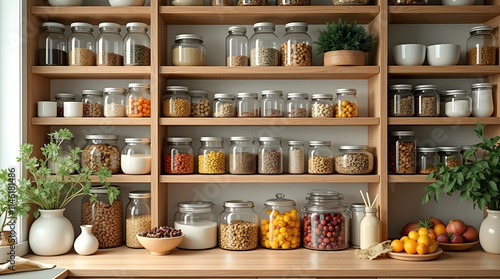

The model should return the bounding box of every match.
[198,137,226,174]
[334,88,359,118]
[260,193,300,249]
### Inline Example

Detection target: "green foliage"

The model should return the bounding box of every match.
[422,123,500,211]
[314,19,376,54]
[0,170,30,231]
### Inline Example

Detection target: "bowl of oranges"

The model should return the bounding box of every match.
[387,227,443,261]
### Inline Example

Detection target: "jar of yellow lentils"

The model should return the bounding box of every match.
[334,88,359,118]
[198,137,226,174]
[260,193,300,249]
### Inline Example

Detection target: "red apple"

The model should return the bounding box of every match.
[436,233,450,243]
[450,233,463,243]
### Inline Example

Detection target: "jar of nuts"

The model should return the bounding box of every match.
[190,90,210,117]
[55,93,75,117]
[163,86,191,117]
[439,146,463,169]
[417,147,440,174]
[226,26,249,66]
[288,141,305,174]
[261,90,285,117]
[389,84,414,117]
[389,131,417,174]
[104,88,126,117]
[308,141,334,174]
[260,193,300,249]
[237,92,259,117]
[277,0,311,5]
[229,136,257,174]
[415,84,439,117]
[250,23,280,66]
[213,93,236,118]
[174,201,218,250]
[82,134,121,174]
[198,137,226,174]
[81,89,104,117]
[126,83,151,117]
[125,191,151,249]
[258,137,283,174]
[281,22,312,66]
[311,94,334,118]
[163,137,195,174]
[286,93,309,118]
[466,25,497,66]
[219,200,259,251]
[335,145,374,174]
[334,89,359,118]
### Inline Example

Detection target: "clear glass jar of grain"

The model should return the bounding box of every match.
[213,93,236,118]
[389,84,414,117]
[466,25,497,66]
[96,22,123,66]
[261,90,285,117]
[124,22,150,66]
[250,22,280,66]
[258,137,283,174]
[104,87,126,117]
[415,84,439,117]
[226,26,249,66]
[335,145,374,174]
[219,200,259,251]
[172,34,207,66]
[417,147,440,174]
[126,83,151,117]
[81,89,104,117]
[308,141,334,174]
[334,89,359,118]
[288,140,305,174]
[198,137,226,174]
[281,22,312,66]
[39,22,67,66]
[190,90,210,117]
[125,191,151,248]
[68,22,96,66]
[311,94,334,118]
[389,131,416,174]
[286,93,309,118]
[237,92,259,117]
[229,136,257,174]
[439,146,463,169]
[163,86,191,117]
[55,93,75,117]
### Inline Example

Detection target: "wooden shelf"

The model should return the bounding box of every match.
[389,6,500,24]
[31,66,151,79]
[160,6,380,25]
[160,174,379,184]
[388,117,500,126]
[388,66,500,78]
[32,117,151,126]
[160,117,380,126]
[50,174,151,183]
[389,175,434,183]
[30,6,151,25]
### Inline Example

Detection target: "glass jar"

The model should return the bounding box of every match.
[226,26,249,66]
[96,22,123,66]
[389,0,425,4]
[81,186,122,248]
[213,93,236,118]
[462,145,483,164]
[219,200,259,251]
[471,83,494,117]
[55,93,75,117]
[229,136,257,174]
[124,22,150,66]
[81,89,104,117]
[103,87,126,117]
[260,193,300,249]
[277,0,310,5]
[237,92,259,117]
[308,141,334,174]
[415,84,439,117]
[439,90,448,117]
[38,22,67,66]
[445,90,472,117]
[333,0,369,5]
[466,25,497,66]
[170,0,204,5]
[82,135,121,173]
[281,22,312,66]
[126,83,151,117]
[48,137,77,174]
[121,138,151,175]
[258,137,283,174]
[302,190,350,250]
[417,147,440,174]
[250,23,280,66]
[174,201,218,250]
[237,0,268,5]
[261,90,284,117]
[440,146,463,169]
[334,89,359,118]
[389,131,416,174]
[68,22,96,66]
[288,140,305,174]
[389,84,414,117]
[286,93,309,118]
[172,34,207,66]
[335,145,374,174]
[163,86,191,117]
[163,137,195,174]
[311,94,334,118]
[190,90,210,117]
[198,137,226,174]
[125,191,151,248]
[350,203,364,248]
[212,0,233,5]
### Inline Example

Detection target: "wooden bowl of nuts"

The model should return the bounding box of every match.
[137,226,184,255]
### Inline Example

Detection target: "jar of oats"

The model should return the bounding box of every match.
[125,191,151,249]
[162,86,191,117]
[389,131,416,174]
[335,145,374,174]
[190,90,210,117]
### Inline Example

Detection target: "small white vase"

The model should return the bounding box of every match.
[74,225,98,256]
[29,209,74,256]
[479,209,500,254]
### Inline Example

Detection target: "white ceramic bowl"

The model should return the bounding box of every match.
[427,44,461,66]
[393,44,426,66]
[37,101,57,117]
[48,0,83,6]
[441,0,475,5]
[109,0,146,6]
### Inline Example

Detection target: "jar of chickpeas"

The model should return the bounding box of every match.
[334,88,359,118]
[311,94,334,118]
[260,193,300,249]
[126,83,151,117]
[189,90,210,117]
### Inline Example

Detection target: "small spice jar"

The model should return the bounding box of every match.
[415,84,439,117]
[213,93,236,118]
[198,137,226,174]
[219,200,259,251]
[237,92,259,117]
[81,89,104,117]
[226,26,249,66]
[38,22,67,66]
[335,145,374,174]
[250,23,280,66]
[103,87,126,117]
[350,203,365,248]
[124,22,150,66]
[417,147,440,174]
[126,83,151,117]
[163,137,195,174]
[277,0,311,5]
[471,83,494,117]
[445,90,472,117]
[260,193,300,249]
[288,140,305,174]
[174,201,218,250]
[258,137,283,174]
[163,86,191,117]
[238,0,268,5]
[311,94,334,118]
[308,141,334,174]
[190,90,210,117]
[172,34,207,66]
[82,135,121,173]
[389,0,425,4]
[466,25,497,66]
[281,22,312,66]
[389,131,416,174]
[389,84,414,117]
[121,138,151,175]
[334,89,359,118]
[440,146,463,168]
[125,191,151,249]
[229,136,257,174]
[261,90,285,117]
[96,22,123,66]
[286,93,309,118]
[68,22,96,66]
[55,93,75,117]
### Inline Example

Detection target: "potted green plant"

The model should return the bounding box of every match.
[423,123,500,254]
[314,19,376,66]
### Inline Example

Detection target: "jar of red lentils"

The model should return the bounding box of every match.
[126,83,151,117]
[163,137,195,174]
[260,193,300,249]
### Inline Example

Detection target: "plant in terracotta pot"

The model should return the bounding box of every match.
[314,19,376,66]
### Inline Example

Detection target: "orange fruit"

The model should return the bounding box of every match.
[408,231,419,241]
[428,233,436,240]
[391,239,404,252]
[400,236,410,243]
[434,224,446,236]
[428,241,438,253]
[417,235,432,246]
[404,239,418,254]
[418,227,429,236]
[417,243,429,255]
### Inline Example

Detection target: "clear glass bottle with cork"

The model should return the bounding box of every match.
[226,26,249,66]
[96,22,123,66]
[68,22,96,66]
[281,22,312,66]
[39,22,67,66]
[124,22,150,66]
[250,23,280,66]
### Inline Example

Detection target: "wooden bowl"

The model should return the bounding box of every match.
[136,234,184,255]
[438,241,479,251]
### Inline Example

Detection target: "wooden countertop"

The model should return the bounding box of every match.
[25,246,500,278]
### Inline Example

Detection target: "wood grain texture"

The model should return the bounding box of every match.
[388,117,500,126]
[160,174,380,184]
[31,6,151,25]
[50,174,152,183]
[159,117,380,126]
[388,175,435,183]
[389,6,500,24]
[31,117,151,126]
[389,66,500,78]
[32,66,151,79]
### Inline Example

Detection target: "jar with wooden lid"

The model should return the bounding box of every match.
[219,200,259,251]
[190,90,210,117]
[125,191,151,248]
[163,86,191,117]
[260,193,300,249]
[172,34,207,66]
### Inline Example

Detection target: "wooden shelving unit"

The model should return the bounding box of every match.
[160,174,380,184]
[388,66,500,79]
[388,117,500,126]
[160,117,380,126]
[31,117,151,126]
[32,66,151,79]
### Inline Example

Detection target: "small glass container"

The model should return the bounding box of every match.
[311,94,334,118]
[440,146,463,168]
[125,191,151,248]
[126,83,151,117]
[302,190,350,250]
[172,34,207,66]
[96,22,123,66]
[121,138,151,175]
[308,141,334,174]
[237,92,259,117]
[226,26,249,66]
[198,137,226,174]
[288,141,305,174]
[258,137,283,174]
[286,93,309,118]
[68,22,96,66]
[170,0,204,5]
[389,84,414,117]
[445,90,472,117]
[462,145,483,164]
[250,23,280,66]
[278,0,311,5]
[190,90,210,117]
[163,86,191,117]
[389,131,416,174]
[260,193,300,249]
[81,89,104,117]
[82,135,121,174]
[229,136,257,174]
[103,87,126,117]
[238,0,268,5]
[466,25,497,66]
[261,90,284,117]
[212,0,233,5]
[439,90,449,117]
[333,0,368,5]
[213,93,236,118]
[335,145,374,174]
[389,0,425,4]
[334,89,359,118]
[124,22,150,66]
[350,203,365,248]
[48,137,77,174]
[417,147,440,174]
[55,93,75,117]
[174,201,218,250]
[281,22,312,66]
[415,84,440,117]
[219,200,259,251]
[38,22,67,66]
[163,137,195,174]
[471,83,494,117]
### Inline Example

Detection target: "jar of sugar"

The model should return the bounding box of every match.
[121,138,151,174]
[174,201,218,250]
[445,90,472,117]
[471,83,494,117]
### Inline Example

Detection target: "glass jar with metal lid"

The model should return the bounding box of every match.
[260,193,300,249]
[103,87,126,117]
[281,22,312,66]
[288,140,305,174]
[278,0,310,5]
[96,22,123,66]
[308,141,334,174]
[189,90,210,117]
[124,22,150,66]
[212,0,233,5]
[445,90,472,117]
[226,26,249,66]
[471,83,494,117]
[198,137,226,174]
[415,84,439,117]
[39,22,67,66]
[389,84,414,117]
[350,203,365,248]
[466,25,497,65]
[213,93,236,117]
[286,93,309,118]
[163,86,191,117]
[55,93,75,117]
[126,83,151,117]
[258,137,283,174]
[417,147,440,174]
[311,94,334,118]
[219,200,259,251]
[121,138,151,175]
[125,191,151,248]
[174,201,218,250]
[439,146,463,169]
[163,137,195,174]
[250,23,279,66]
[238,0,268,6]
[389,131,416,174]
[439,90,449,117]
[462,145,483,164]
[68,22,96,66]
[261,90,284,117]
[81,89,104,117]
[302,190,350,250]
[82,135,121,173]
[229,136,257,174]
[335,145,374,174]
[237,92,259,117]
[334,89,359,118]
[172,34,207,66]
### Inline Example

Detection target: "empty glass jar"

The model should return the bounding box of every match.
[250,23,279,66]
[261,90,284,117]
[445,90,472,117]
[308,141,334,174]
[96,22,123,66]
[417,147,440,174]
[199,137,226,174]
[389,84,414,117]
[226,26,249,66]
[260,193,300,249]
[229,136,257,174]
[311,94,334,118]
[213,93,236,118]
[175,201,218,250]
[258,137,283,174]
[288,141,305,174]
[124,22,150,66]
[286,93,309,118]
[415,84,439,117]
[126,191,151,248]
[190,90,210,117]
[121,138,151,175]
[126,83,151,117]
[219,200,259,251]
[103,88,126,117]
[466,25,497,66]
[334,89,359,118]
[68,22,96,66]
[39,22,67,66]
[163,137,195,174]
[81,89,104,117]
[163,86,191,117]
[172,34,207,66]
[237,92,259,117]
[281,22,312,66]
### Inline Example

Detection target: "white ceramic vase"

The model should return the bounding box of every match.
[29,209,74,256]
[479,209,500,254]
[74,225,99,256]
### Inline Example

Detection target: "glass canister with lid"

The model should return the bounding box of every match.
[286,93,309,118]
[96,22,123,66]
[174,201,218,250]
[226,26,249,66]
[190,90,210,117]
[82,134,121,174]
[471,83,494,117]
[198,137,226,174]
[163,86,191,117]
[213,93,236,118]
[163,137,195,174]
[125,191,151,248]
[55,93,75,117]
[121,138,151,175]
[389,131,416,174]
[334,89,359,118]
[126,83,151,117]
[39,22,67,66]
[68,22,96,66]
[466,25,497,66]
[335,145,374,174]
[237,92,259,117]
[440,146,463,168]
[302,190,350,250]
[250,23,280,66]
[238,0,268,6]
[414,84,439,117]
[258,137,283,174]
[81,89,104,117]
[311,94,334,118]
[219,200,259,251]
[417,147,440,174]
[229,136,257,174]
[445,90,472,117]
[103,87,126,117]
[172,34,207,66]
[212,0,233,5]
[260,193,300,249]
[308,141,334,174]
[124,22,150,66]
[281,22,312,66]
[288,140,305,174]
[278,0,311,5]
[261,90,285,117]
[350,203,365,248]
[389,84,414,117]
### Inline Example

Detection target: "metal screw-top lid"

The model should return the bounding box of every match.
[351,203,365,210]
[415,84,438,91]
[309,140,331,146]
[259,137,282,142]
[390,131,414,137]
[177,201,214,212]
[99,22,121,30]
[167,137,192,143]
[228,26,246,33]
[129,83,150,90]
[126,22,148,29]
[55,93,75,99]
[237,92,258,98]
[104,88,126,94]
[285,22,308,31]
[446,90,470,95]
[287,93,308,99]
[470,25,493,34]
[125,138,151,144]
[129,190,151,199]
[472,83,492,89]
[214,93,235,99]
[336,88,357,95]
[389,84,413,91]
[254,22,275,30]
[311,93,333,99]
[288,140,304,146]
[438,146,462,152]
[43,22,65,30]
[224,200,254,208]
[230,136,254,142]
[417,147,439,153]
[167,86,189,92]
[82,89,103,95]
[175,34,203,42]
[200,137,224,142]
[90,185,120,194]
[85,135,118,140]
[339,145,368,150]
[261,90,283,96]
[306,189,343,201]
[264,193,296,207]
[70,22,93,29]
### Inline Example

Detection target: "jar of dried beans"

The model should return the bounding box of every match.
[190,90,210,117]
[414,84,439,117]
[389,131,416,174]
[288,140,305,174]
[213,93,236,118]
[219,200,259,251]
[389,84,414,117]
[39,22,67,66]
[311,94,334,118]
[466,25,497,66]
[261,90,284,117]
[81,89,104,117]
[417,147,440,174]
[250,23,280,66]
[334,89,359,118]
[199,137,226,174]
[68,22,96,66]
[126,83,151,117]
[163,86,191,117]
[308,141,334,174]
[335,145,374,174]
[237,92,259,117]
[439,146,463,169]
[82,134,121,174]
[126,191,151,248]
[96,22,123,66]
[55,93,75,117]
[281,22,312,66]
[260,193,300,249]
[258,137,283,174]
[174,201,218,250]
[124,22,150,66]
[286,93,309,118]
[104,87,126,117]
[226,26,249,66]
[163,137,195,174]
